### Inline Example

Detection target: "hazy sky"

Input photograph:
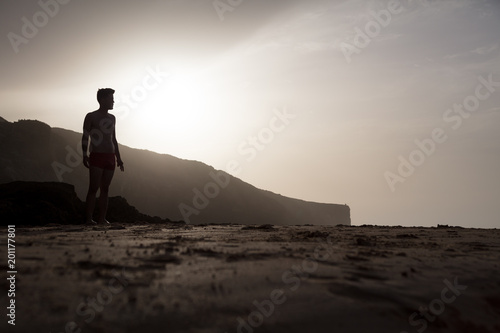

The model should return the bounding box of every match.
[1,0,499,228]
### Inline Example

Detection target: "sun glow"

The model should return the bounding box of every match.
[127,68,229,158]
[155,71,216,130]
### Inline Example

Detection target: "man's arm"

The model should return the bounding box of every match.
[113,122,124,172]
[82,114,91,168]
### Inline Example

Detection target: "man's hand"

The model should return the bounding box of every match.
[83,156,90,168]
[117,159,125,172]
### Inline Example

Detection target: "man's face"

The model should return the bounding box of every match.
[102,94,114,110]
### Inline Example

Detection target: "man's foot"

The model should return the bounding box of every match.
[86,219,97,225]
[97,219,111,225]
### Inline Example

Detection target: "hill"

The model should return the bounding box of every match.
[0,118,350,225]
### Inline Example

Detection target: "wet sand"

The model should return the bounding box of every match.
[3,224,500,333]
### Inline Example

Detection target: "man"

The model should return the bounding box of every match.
[82,88,124,224]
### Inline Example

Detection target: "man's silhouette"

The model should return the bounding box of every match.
[82,88,124,224]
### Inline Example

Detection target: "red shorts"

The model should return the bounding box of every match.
[89,152,115,170]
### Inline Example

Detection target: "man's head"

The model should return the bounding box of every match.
[97,88,115,110]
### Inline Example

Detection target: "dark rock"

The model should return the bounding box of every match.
[241,224,275,231]
[100,196,176,224]
[356,237,376,246]
[0,181,84,225]
[0,181,181,226]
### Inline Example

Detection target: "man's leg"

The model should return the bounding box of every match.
[97,169,115,224]
[86,166,103,223]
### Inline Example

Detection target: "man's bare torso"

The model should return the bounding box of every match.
[84,111,116,154]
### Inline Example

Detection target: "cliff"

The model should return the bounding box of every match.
[0,118,350,225]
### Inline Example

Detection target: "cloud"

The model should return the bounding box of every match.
[472,43,499,55]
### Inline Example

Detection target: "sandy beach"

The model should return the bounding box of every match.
[2,223,499,333]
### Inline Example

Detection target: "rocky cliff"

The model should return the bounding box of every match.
[0,118,350,225]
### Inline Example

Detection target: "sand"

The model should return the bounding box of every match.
[2,223,500,333]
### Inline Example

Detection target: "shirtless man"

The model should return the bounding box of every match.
[82,88,124,224]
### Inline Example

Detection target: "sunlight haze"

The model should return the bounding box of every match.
[1,0,499,228]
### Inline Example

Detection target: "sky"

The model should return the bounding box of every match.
[1,0,499,228]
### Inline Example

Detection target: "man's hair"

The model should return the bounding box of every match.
[97,88,115,104]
